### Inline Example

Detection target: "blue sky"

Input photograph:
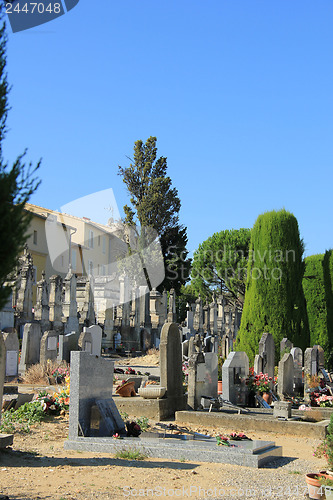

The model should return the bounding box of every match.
[3,0,333,257]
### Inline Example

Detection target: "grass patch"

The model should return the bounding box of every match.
[115,446,149,461]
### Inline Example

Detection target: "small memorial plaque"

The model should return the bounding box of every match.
[96,398,126,436]
[47,337,57,351]
[196,363,205,382]
[6,350,18,376]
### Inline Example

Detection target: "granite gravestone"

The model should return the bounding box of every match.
[68,351,118,438]
[259,333,275,380]
[254,354,264,375]
[290,347,303,393]
[78,330,92,354]
[160,322,186,417]
[204,352,218,399]
[277,353,294,400]
[222,351,249,406]
[187,352,205,410]
[18,323,42,374]
[40,330,58,364]
[84,325,102,356]
[2,331,19,377]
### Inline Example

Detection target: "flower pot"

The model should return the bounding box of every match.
[217,381,222,395]
[115,381,136,397]
[262,392,273,405]
[138,386,166,399]
[305,473,325,500]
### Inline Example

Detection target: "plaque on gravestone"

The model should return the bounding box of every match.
[47,337,57,351]
[6,350,18,376]
[196,363,205,382]
[233,367,242,385]
[312,360,317,375]
[84,341,92,353]
[96,399,126,436]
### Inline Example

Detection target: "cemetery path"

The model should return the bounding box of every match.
[0,414,328,500]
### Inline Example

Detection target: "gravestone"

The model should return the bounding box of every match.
[204,352,218,400]
[182,339,189,358]
[304,347,317,402]
[0,335,5,421]
[68,351,117,438]
[259,333,275,379]
[277,353,294,400]
[95,399,126,436]
[188,336,195,357]
[58,331,79,363]
[290,347,303,393]
[2,331,19,377]
[222,351,249,406]
[78,330,92,354]
[18,323,42,374]
[84,325,102,356]
[254,354,263,375]
[160,322,186,417]
[313,345,325,370]
[187,352,205,410]
[40,330,58,364]
[280,338,293,357]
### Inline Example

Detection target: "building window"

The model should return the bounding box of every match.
[88,260,94,276]
[89,230,94,248]
[98,235,101,246]
[102,236,106,254]
[33,230,37,245]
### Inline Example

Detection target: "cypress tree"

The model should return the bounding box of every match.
[303,250,333,368]
[235,209,309,363]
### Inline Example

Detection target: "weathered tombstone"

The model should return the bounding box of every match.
[313,345,325,370]
[2,331,19,377]
[84,325,102,356]
[62,269,79,335]
[40,330,58,364]
[34,271,50,334]
[304,347,317,402]
[254,354,264,375]
[204,352,218,400]
[160,322,186,416]
[280,338,293,357]
[188,336,195,357]
[290,347,303,393]
[68,351,118,438]
[277,353,294,400]
[273,401,292,419]
[259,333,275,379]
[18,323,42,374]
[78,330,92,354]
[193,295,203,333]
[187,352,206,410]
[49,275,64,334]
[222,351,249,406]
[0,334,5,419]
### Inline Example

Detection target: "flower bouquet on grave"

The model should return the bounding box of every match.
[229,432,252,441]
[216,434,232,447]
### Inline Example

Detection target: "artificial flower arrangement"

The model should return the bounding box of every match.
[216,432,252,447]
[246,368,276,393]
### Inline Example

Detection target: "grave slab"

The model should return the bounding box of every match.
[64,435,282,468]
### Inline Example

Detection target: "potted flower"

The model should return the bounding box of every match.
[246,370,274,405]
[307,412,333,498]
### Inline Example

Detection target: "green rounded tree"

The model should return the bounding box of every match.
[303,250,333,368]
[235,209,309,363]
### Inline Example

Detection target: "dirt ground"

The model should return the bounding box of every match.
[0,412,327,500]
[0,354,328,499]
